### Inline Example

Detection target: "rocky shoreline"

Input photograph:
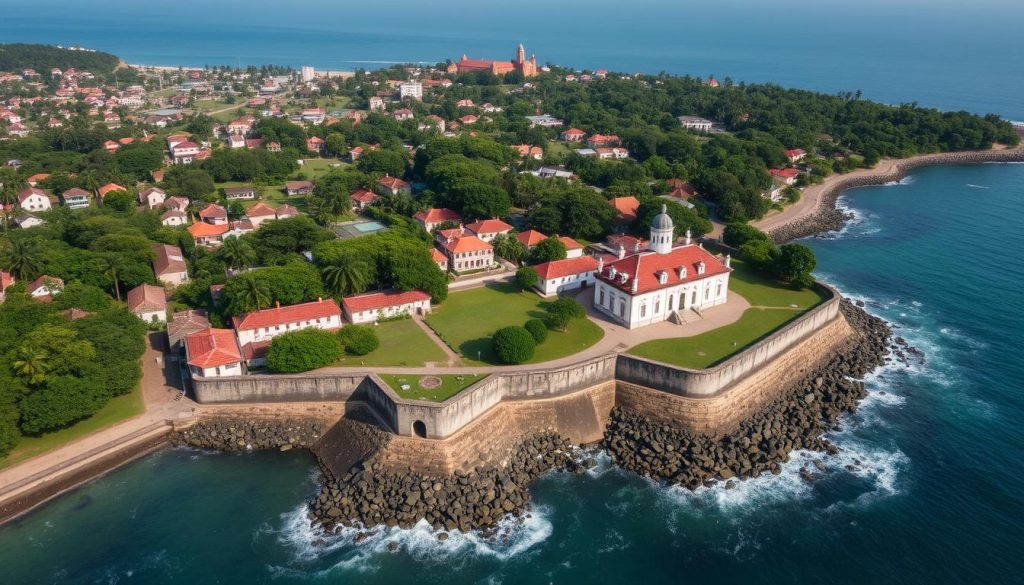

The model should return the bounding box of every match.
[169,303,895,539]
[768,147,1024,244]
[604,301,890,487]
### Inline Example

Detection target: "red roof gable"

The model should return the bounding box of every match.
[534,255,600,280]
[770,168,800,179]
[598,245,730,295]
[127,284,166,313]
[414,208,462,224]
[342,290,430,313]
[231,299,341,331]
[465,218,513,235]
[440,235,492,253]
[185,328,241,368]
[611,196,640,221]
[516,229,547,247]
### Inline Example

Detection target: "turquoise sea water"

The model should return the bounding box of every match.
[1,1,1024,582]
[2,166,1022,585]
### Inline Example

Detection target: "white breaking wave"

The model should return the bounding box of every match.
[883,176,915,187]
[966,184,990,189]
[270,501,554,576]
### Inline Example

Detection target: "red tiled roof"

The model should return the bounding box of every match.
[199,203,227,219]
[185,328,241,368]
[784,148,806,157]
[598,245,730,294]
[430,249,447,264]
[342,290,430,313]
[610,196,640,221]
[188,222,229,237]
[440,235,492,253]
[231,298,341,331]
[607,234,646,251]
[561,128,585,136]
[558,235,583,250]
[28,275,64,294]
[285,180,313,190]
[276,204,298,217]
[534,255,600,280]
[770,168,800,179]
[153,244,187,276]
[465,218,512,235]
[415,208,461,224]
[516,229,547,247]
[351,188,378,203]
[245,202,276,217]
[1,271,14,291]
[98,183,126,197]
[127,284,166,313]
[378,176,409,189]
[18,187,47,203]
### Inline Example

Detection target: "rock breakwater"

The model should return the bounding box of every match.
[170,418,326,451]
[308,431,590,535]
[604,301,890,488]
[769,148,1024,244]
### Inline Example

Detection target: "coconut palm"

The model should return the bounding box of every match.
[102,252,129,302]
[234,273,272,312]
[5,238,44,281]
[321,256,370,296]
[219,236,257,271]
[12,349,49,385]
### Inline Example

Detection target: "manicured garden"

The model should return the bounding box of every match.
[424,283,604,365]
[378,374,486,402]
[627,308,807,369]
[334,318,450,367]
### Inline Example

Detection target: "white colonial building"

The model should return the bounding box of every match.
[231,298,343,365]
[341,290,432,324]
[593,206,731,329]
[185,328,243,378]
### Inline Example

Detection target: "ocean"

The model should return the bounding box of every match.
[2,1,1024,583]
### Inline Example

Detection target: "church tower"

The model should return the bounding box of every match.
[516,43,526,64]
[650,205,674,255]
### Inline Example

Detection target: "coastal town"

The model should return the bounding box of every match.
[0,41,1021,536]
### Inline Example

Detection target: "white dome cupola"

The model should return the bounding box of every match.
[650,204,674,254]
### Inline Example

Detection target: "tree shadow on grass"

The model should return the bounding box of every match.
[458,337,500,365]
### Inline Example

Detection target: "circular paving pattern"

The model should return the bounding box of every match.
[418,376,443,389]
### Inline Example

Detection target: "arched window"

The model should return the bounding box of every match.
[412,420,427,438]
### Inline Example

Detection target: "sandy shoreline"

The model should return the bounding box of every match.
[755,142,1024,243]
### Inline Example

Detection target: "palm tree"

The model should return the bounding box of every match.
[219,236,257,271]
[102,252,129,302]
[6,238,43,281]
[234,273,272,311]
[322,256,370,296]
[12,349,49,385]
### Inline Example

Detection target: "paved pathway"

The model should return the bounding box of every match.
[448,266,513,291]
[411,314,461,366]
[0,334,195,500]
[317,288,751,376]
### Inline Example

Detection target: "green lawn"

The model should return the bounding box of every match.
[334,318,450,367]
[378,374,486,402]
[425,283,604,365]
[728,259,828,309]
[0,386,145,471]
[300,158,347,179]
[627,308,806,369]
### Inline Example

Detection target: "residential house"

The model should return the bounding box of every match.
[185,328,243,378]
[351,188,378,210]
[27,275,63,300]
[458,114,479,125]
[15,213,45,229]
[414,207,462,232]
[678,115,713,132]
[0,271,14,303]
[226,133,246,149]
[139,187,167,209]
[369,96,385,111]
[232,298,343,365]
[377,175,411,196]
[418,115,446,133]
[153,244,190,286]
[525,114,563,127]
[769,168,800,186]
[163,196,190,212]
[530,165,577,181]
[161,209,189,227]
[430,248,448,271]
[516,229,547,250]
[784,148,807,164]
[514,144,543,160]
[275,204,299,219]
[532,255,603,297]
[306,136,325,153]
[244,202,278,227]
[199,203,228,225]
[170,140,200,164]
[558,235,585,259]
[595,147,629,160]
[436,231,494,273]
[98,183,127,199]
[610,196,641,227]
[464,218,513,242]
[586,134,621,148]
[127,284,167,323]
[223,185,257,200]
[399,82,423,100]
[341,290,432,324]
[393,108,414,121]
[188,220,229,247]
[285,180,314,196]
[61,187,90,209]
[18,187,51,212]
[456,99,475,108]
[167,310,210,353]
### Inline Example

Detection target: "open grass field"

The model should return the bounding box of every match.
[425,283,604,365]
[378,374,486,402]
[728,259,828,309]
[0,386,145,471]
[334,318,449,367]
[627,307,806,369]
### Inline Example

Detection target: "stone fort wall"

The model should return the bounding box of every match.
[189,285,846,446]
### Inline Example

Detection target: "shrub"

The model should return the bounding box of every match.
[723,222,770,248]
[266,329,343,373]
[544,297,586,331]
[524,318,548,343]
[18,376,108,435]
[515,266,539,290]
[492,326,535,364]
[338,324,380,356]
